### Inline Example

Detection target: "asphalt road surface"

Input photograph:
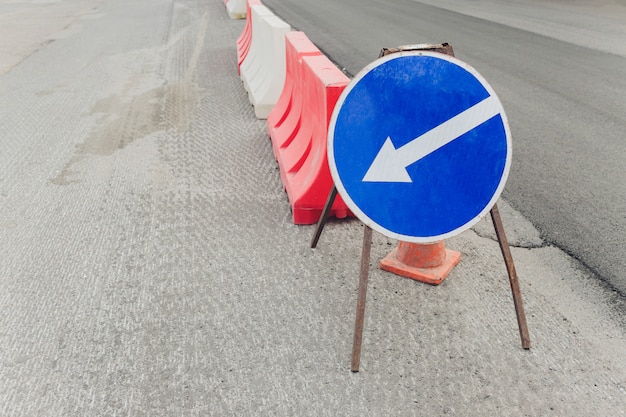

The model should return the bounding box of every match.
[262,0,626,297]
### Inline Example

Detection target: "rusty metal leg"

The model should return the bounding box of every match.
[351,225,373,372]
[490,204,531,349]
[310,185,338,248]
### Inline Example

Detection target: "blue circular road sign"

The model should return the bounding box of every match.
[328,51,512,243]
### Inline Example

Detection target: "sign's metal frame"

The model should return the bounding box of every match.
[311,44,531,372]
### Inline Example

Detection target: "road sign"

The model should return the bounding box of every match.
[327,51,512,243]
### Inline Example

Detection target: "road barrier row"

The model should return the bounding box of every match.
[232,2,350,222]
[234,2,352,223]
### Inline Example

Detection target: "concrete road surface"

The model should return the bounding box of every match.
[0,0,624,416]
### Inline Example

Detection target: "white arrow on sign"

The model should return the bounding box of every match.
[362,95,502,183]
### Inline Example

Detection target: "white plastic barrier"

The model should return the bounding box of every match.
[227,0,247,20]
[239,5,291,119]
[240,5,273,93]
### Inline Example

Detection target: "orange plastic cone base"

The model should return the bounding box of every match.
[380,241,461,285]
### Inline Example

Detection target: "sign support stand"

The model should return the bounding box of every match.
[313,44,531,371]
[351,225,373,372]
[490,204,531,349]
[347,203,531,372]
[310,185,337,248]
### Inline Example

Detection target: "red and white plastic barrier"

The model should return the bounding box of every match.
[240,5,290,119]
[236,0,262,74]
[227,0,247,19]
[272,54,352,224]
[267,32,321,158]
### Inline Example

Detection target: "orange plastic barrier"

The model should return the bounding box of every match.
[273,54,353,224]
[236,0,262,74]
[267,32,321,159]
